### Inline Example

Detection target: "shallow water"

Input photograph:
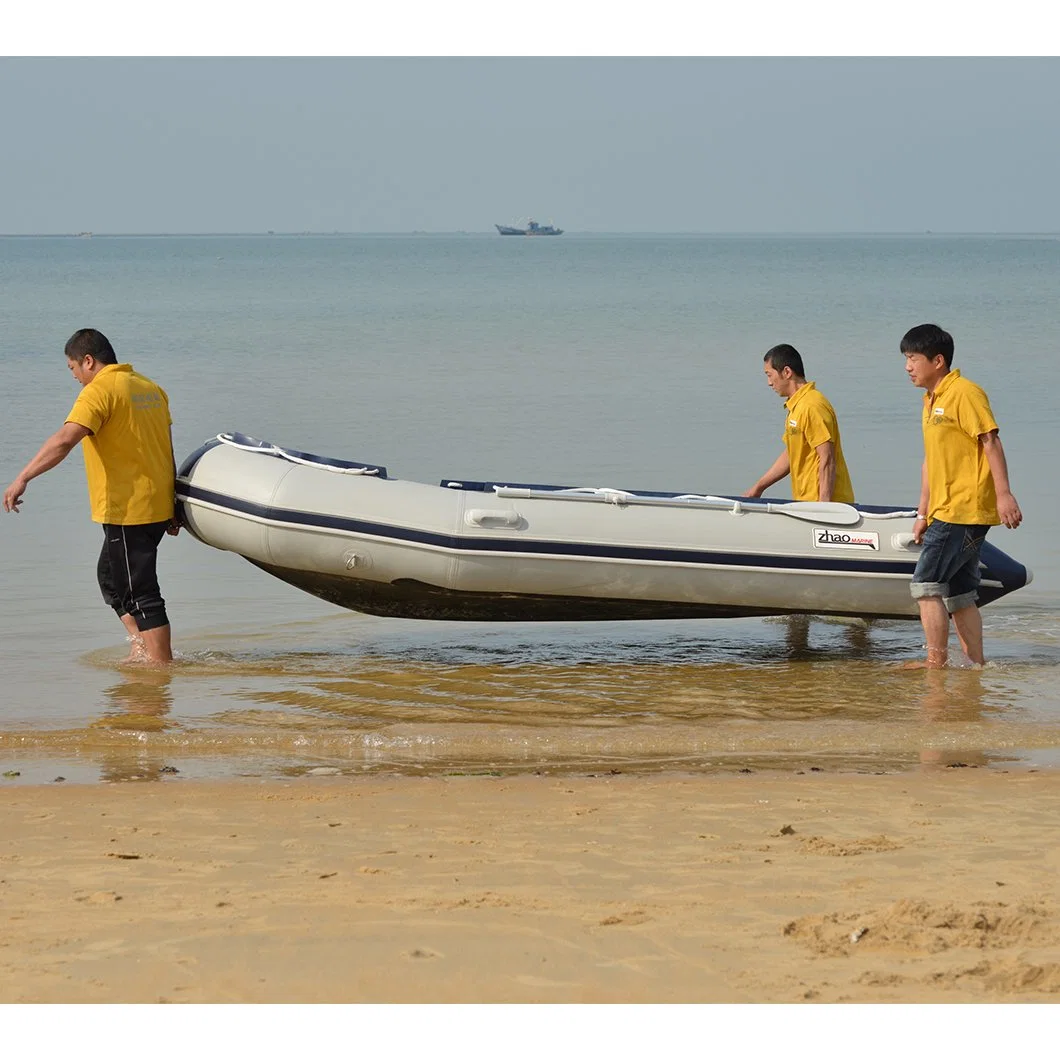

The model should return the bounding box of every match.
[1,234,1057,782]
[3,608,1059,783]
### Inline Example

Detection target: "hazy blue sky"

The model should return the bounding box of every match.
[2,57,1059,234]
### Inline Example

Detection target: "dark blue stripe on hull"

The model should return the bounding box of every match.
[178,483,919,576]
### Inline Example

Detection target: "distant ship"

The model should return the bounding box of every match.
[495,219,563,236]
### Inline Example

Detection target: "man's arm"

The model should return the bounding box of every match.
[167,426,181,535]
[814,440,836,502]
[2,422,92,513]
[913,460,931,544]
[745,451,790,498]
[981,430,1022,529]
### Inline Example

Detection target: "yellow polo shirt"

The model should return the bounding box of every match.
[66,364,175,525]
[782,382,855,503]
[922,369,1000,526]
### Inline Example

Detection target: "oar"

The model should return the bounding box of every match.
[497,486,865,526]
[760,501,862,526]
[682,496,863,526]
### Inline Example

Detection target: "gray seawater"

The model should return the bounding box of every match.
[1,234,1058,783]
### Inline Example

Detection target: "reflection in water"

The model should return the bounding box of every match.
[2,611,1058,780]
[917,668,991,769]
[93,667,179,782]
[97,666,175,728]
[918,667,989,723]
[94,748,177,784]
[780,615,874,660]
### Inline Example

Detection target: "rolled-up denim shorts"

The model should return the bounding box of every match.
[910,518,989,613]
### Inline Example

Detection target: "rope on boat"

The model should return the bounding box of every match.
[857,509,919,519]
[215,433,381,475]
[495,487,752,512]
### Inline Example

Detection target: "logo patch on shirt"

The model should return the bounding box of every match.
[812,528,880,551]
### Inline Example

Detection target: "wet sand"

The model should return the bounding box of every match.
[2,770,1059,1003]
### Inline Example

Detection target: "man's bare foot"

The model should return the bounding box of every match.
[901,647,949,670]
[120,634,147,665]
[139,625,173,665]
[926,647,949,669]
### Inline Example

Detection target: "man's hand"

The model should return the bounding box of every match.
[166,516,182,537]
[912,514,928,544]
[997,490,1023,530]
[3,477,27,513]
[3,423,91,514]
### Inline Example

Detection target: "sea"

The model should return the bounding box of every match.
[1,233,1058,784]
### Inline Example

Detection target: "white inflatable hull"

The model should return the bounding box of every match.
[176,435,1032,622]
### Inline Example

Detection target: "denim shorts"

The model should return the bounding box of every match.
[910,519,989,613]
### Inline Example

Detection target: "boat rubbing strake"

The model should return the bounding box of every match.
[176,433,1032,622]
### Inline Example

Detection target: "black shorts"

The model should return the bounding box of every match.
[97,521,170,632]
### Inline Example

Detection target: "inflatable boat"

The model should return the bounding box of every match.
[175,433,1033,622]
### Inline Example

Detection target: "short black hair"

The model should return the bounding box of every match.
[65,328,118,366]
[900,323,953,369]
[65,328,117,366]
[763,343,805,378]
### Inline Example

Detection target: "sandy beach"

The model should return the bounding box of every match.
[2,769,1059,1004]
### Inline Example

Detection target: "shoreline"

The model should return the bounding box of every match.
[4,750,1060,788]
[3,770,1060,1003]
[4,734,1060,787]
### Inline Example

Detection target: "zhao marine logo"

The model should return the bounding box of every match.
[812,527,880,551]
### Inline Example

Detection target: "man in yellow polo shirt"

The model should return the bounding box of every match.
[745,343,854,503]
[2,329,179,664]
[902,323,1022,668]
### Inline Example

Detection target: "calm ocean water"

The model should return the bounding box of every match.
[2,233,1058,783]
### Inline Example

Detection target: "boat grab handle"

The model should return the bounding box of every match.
[465,509,523,528]
[891,532,919,549]
[215,433,381,475]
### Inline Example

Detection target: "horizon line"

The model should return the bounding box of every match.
[3,229,1060,238]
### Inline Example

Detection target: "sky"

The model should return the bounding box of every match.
[3,29,1060,234]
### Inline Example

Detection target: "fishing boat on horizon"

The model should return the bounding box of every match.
[495,219,563,236]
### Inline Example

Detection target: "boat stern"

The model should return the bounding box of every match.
[978,540,1033,607]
